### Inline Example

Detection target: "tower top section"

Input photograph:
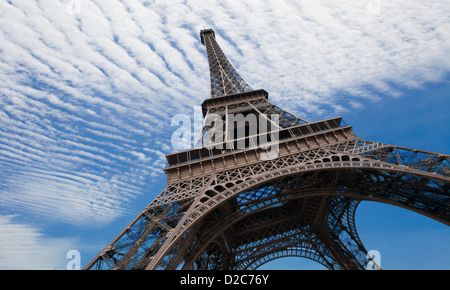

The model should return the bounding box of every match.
[200,28,253,98]
[200,28,215,45]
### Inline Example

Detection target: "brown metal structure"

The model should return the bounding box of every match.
[84,29,450,270]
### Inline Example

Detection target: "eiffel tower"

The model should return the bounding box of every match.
[84,28,450,270]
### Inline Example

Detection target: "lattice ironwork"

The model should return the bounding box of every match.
[201,29,253,98]
[84,29,449,270]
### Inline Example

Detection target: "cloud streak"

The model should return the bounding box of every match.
[0,215,77,269]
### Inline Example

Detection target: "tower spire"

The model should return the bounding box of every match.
[200,29,252,98]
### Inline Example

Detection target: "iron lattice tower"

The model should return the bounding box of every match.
[85,29,450,270]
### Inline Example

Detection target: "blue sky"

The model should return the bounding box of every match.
[0,0,449,269]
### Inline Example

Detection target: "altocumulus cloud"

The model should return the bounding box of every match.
[0,0,449,268]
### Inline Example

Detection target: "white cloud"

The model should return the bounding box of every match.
[0,215,77,269]
[0,169,132,224]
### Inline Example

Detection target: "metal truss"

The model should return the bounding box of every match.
[85,138,449,270]
[84,29,449,270]
[194,95,310,148]
[201,29,253,98]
